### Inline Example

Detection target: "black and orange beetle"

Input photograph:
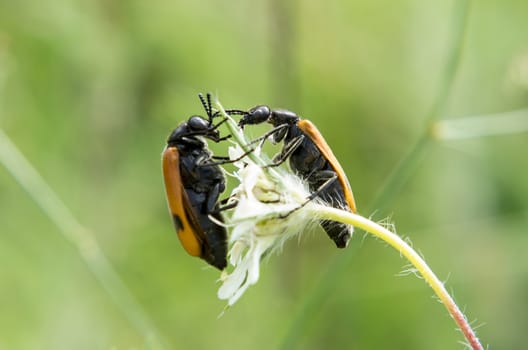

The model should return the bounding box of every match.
[237,105,357,248]
[162,93,229,270]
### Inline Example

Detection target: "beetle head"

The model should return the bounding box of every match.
[238,105,271,128]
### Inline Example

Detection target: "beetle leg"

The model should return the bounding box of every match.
[210,118,232,142]
[200,124,290,168]
[214,147,255,164]
[305,170,338,201]
[209,198,239,215]
[216,134,232,142]
[264,135,304,168]
[218,197,230,205]
[272,123,289,143]
[196,147,256,167]
[204,183,238,216]
[211,117,228,130]
[205,183,222,213]
[180,136,204,147]
[244,124,290,148]
[277,171,338,219]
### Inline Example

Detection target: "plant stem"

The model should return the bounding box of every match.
[316,205,484,350]
[370,135,431,215]
[371,0,471,215]
[214,99,285,182]
[214,100,264,166]
[431,107,528,140]
[426,0,471,124]
[281,1,472,346]
[0,129,168,350]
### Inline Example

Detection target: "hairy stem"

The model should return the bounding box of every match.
[282,1,472,347]
[316,205,483,350]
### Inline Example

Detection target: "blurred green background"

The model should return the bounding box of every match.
[1,0,527,349]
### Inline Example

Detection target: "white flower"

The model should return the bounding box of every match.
[217,145,317,306]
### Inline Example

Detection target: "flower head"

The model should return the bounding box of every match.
[217,144,318,306]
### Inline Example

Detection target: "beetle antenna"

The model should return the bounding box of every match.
[225,109,247,115]
[198,93,213,122]
[206,93,213,118]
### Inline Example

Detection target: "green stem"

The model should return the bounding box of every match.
[214,100,264,166]
[371,0,471,214]
[214,99,285,182]
[315,205,484,350]
[370,136,430,215]
[0,129,168,350]
[426,0,471,124]
[431,107,528,140]
[282,2,472,347]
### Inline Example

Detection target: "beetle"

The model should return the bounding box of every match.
[237,105,357,248]
[162,93,230,270]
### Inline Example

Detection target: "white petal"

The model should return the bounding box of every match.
[218,264,247,300]
[217,144,317,306]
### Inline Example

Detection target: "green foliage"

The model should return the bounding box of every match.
[1,0,527,349]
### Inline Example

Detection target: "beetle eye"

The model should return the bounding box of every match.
[188,116,210,130]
